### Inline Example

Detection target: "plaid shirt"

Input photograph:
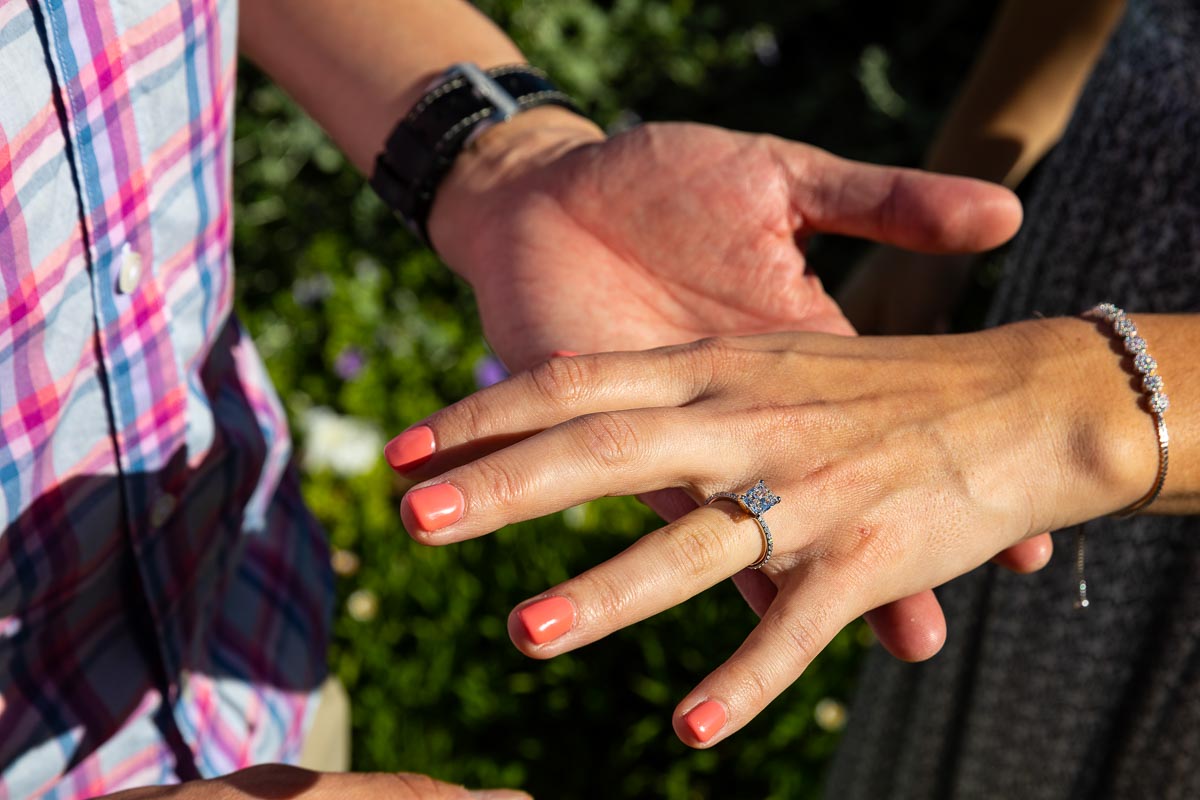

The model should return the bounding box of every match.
[0,1,330,796]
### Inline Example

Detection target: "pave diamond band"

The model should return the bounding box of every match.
[705,480,781,569]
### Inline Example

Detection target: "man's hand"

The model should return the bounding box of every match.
[428,108,1028,660]
[104,765,528,800]
[429,107,1021,367]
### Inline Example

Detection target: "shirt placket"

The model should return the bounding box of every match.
[36,0,191,702]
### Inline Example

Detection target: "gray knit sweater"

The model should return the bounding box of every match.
[825,1,1200,797]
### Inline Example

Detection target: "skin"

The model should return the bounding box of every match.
[238,0,1039,665]
[63,0,1114,795]
[841,0,1127,336]
[103,765,528,800]
[392,313,1200,746]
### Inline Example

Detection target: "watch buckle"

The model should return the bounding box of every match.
[453,62,520,121]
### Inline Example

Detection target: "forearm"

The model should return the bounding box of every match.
[238,0,528,174]
[926,0,1125,187]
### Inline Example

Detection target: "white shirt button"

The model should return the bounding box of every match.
[117,245,144,294]
[151,494,177,527]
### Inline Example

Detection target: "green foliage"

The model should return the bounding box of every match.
[232,1,996,797]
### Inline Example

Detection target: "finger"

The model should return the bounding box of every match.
[731,568,778,618]
[775,142,1023,254]
[640,442,938,652]
[385,349,709,477]
[184,766,533,800]
[862,590,946,662]
[730,563,947,663]
[400,406,750,542]
[643,487,783,618]
[374,774,530,800]
[673,576,857,748]
[992,532,1054,574]
[506,504,769,655]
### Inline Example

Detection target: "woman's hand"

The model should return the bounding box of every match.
[103,765,528,799]
[386,318,1160,746]
[427,110,1037,660]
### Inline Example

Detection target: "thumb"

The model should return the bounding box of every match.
[774,141,1023,254]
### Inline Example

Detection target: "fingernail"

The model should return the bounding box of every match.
[405,483,464,532]
[683,700,726,743]
[550,350,579,358]
[385,426,436,472]
[468,791,530,800]
[517,596,575,644]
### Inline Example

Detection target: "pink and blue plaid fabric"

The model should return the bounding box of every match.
[0,1,331,796]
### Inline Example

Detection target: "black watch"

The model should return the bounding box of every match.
[369,63,584,247]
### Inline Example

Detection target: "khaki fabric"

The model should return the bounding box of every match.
[299,677,352,772]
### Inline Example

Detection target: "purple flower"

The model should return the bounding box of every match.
[334,347,366,380]
[474,355,509,388]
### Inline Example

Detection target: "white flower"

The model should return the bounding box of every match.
[346,589,379,622]
[814,698,847,732]
[330,549,361,577]
[300,406,383,477]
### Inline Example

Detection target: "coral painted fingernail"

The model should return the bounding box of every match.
[683,700,726,743]
[405,484,463,532]
[550,350,579,358]
[517,597,575,644]
[385,426,436,472]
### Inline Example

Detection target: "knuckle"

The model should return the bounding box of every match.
[686,336,769,390]
[427,394,490,448]
[528,355,593,408]
[688,336,734,374]
[470,456,528,509]
[575,568,638,623]
[728,659,777,710]
[663,518,734,579]
[449,393,491,441]
[762,607,824,663]
[573,411,644,468]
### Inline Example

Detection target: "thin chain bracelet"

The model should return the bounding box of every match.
[1071,302,1171,609]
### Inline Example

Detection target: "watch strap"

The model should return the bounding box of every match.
[370,64,582,246]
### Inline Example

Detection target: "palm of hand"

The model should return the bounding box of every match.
[444,123,854,369]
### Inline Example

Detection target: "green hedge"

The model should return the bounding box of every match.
[232,2,994,797]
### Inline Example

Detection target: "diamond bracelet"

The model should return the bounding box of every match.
[1088,302,1170,515]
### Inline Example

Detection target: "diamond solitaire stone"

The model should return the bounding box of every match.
[742,480,781,515]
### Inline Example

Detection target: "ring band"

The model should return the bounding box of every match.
[704,480,781,569]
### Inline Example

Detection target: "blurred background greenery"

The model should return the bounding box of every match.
[232,1,998,797]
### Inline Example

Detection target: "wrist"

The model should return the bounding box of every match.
[1001,317,1160,528]
[426,105,605,282]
